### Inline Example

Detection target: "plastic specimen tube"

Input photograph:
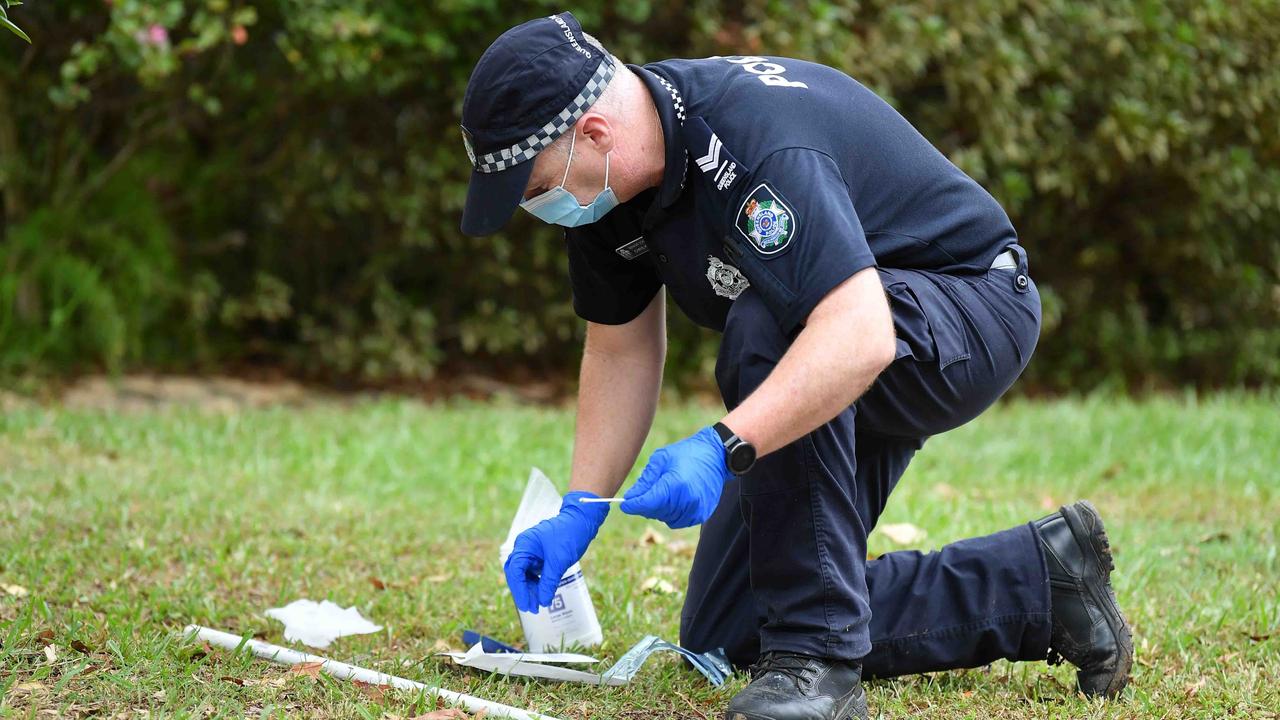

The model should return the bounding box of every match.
[184,625,562,720]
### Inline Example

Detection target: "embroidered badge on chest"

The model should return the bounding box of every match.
[706,256,749,300]
[735,183,796,256]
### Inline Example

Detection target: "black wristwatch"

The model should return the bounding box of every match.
[713,422,757,476]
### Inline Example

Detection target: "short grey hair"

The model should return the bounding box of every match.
[581,32,607,54]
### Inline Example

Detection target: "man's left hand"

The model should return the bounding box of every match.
[620,426,731,528]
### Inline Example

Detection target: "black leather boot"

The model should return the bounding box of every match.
[725,652,868,720]
[1034,500,1134,697]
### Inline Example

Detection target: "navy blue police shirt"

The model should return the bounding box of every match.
[564,56,1018,335]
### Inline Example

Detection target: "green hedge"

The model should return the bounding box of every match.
[1,0,1277,391]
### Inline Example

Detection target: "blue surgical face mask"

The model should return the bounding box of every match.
[520,131,618,227]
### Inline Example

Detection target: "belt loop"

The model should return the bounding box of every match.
[1011,245,1031,294]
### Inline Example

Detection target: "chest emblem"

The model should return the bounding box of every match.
[706,256,749,300]
[736,183,796,256]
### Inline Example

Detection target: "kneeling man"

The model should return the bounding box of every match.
[460,13,1132,719]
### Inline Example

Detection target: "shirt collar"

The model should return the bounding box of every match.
[630,64,689,209]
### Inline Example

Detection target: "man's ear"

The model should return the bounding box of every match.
[579,112,614,154]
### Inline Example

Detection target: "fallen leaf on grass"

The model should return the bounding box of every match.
[220,676,245,686]
[2,583,29,597]
[1184,678,1206,697]
[430,638,454,653]
[70,639,91,654]
[640,577,677,595]
[43,644,57,664]
[290,661,325,677]
[879,523,927,546]
[1199,531,1231,544]
[182,642,209,661]
[639,528,667,546]
[352,679,389,702]
[243,675,290,689]
[35,629,54,643]
[666,539,695,557]
[12,682,46,695]
[369,576,387,591]
[1247,630,1274,642]
[425,573,452,584]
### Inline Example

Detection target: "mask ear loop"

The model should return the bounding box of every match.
[602,150,610,191]
[559,130,577,188]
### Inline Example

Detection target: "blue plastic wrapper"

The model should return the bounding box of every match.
[461,630,522,654]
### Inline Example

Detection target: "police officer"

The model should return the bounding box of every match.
[459,13,1132,720]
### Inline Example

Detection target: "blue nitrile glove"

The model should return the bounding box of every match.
[503,491,610,613]
[620,426,732,529]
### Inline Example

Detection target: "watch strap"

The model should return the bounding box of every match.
[712,421,737,446]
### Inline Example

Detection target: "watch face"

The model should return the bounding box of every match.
[730,443,757,474]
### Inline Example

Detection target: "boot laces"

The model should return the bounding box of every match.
[749,652,820,687]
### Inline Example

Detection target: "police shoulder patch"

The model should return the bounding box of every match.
[735,183,796,256]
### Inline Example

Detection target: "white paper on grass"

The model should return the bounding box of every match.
[441,643,627,686]
[265,599,382,649]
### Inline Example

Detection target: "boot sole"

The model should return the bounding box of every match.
[723,684,868,720]
[846,684,868,719]
[1059,500,1134,698]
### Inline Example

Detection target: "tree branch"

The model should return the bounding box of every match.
[0,70,28,224]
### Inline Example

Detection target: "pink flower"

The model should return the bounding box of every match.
[137,23,170,48]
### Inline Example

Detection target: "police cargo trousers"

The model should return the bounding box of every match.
[681,245,1052,677]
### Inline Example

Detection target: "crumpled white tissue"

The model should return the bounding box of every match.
[265,599,382,648]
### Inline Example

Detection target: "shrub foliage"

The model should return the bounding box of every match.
[1,0,1277,390]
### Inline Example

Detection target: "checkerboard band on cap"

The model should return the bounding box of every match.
[471,57,617,174]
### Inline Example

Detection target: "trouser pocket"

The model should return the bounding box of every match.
[881,269,971,369]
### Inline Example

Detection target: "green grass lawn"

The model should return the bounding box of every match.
[1,390,1277,718]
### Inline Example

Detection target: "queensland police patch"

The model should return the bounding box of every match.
[735,183,795,256]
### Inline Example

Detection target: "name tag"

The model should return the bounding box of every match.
[616,236,649,260]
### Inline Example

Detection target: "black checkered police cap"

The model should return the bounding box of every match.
[459,12,617,237]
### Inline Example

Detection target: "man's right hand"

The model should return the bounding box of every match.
[503,491,610,613]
